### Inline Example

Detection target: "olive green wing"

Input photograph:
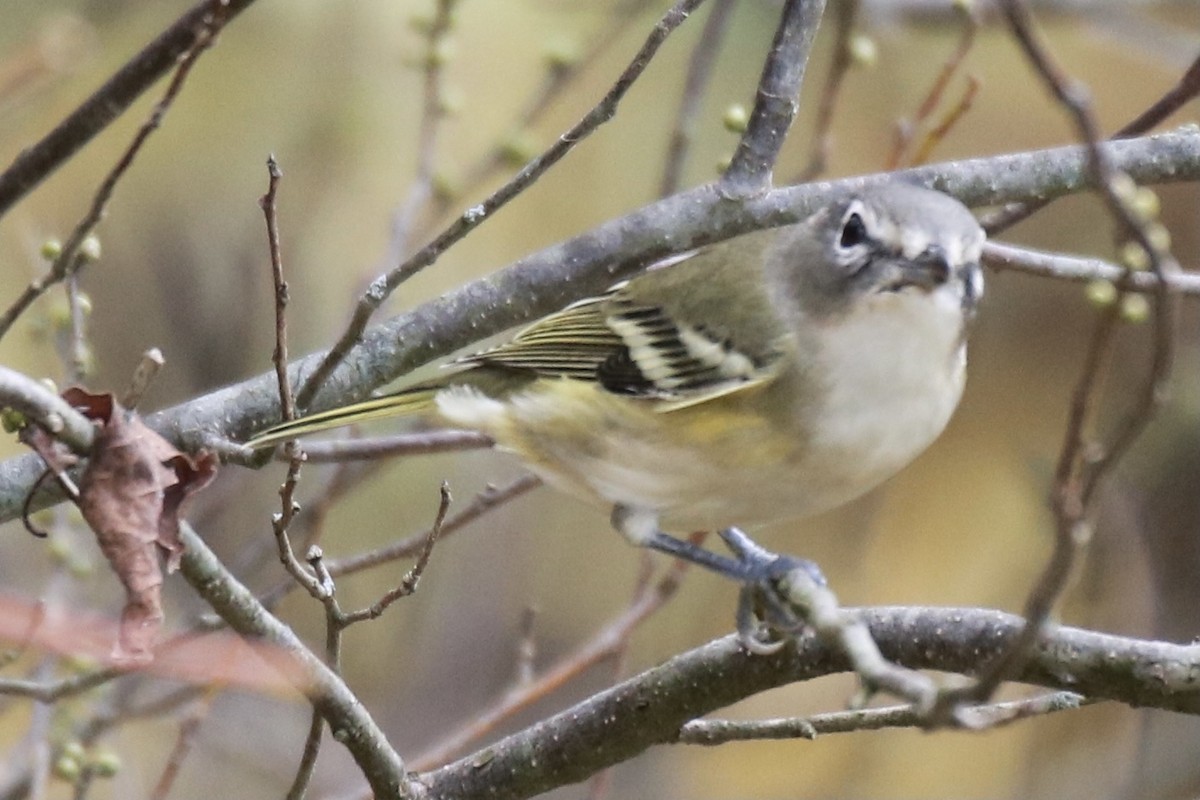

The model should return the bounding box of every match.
[460,235,786,404]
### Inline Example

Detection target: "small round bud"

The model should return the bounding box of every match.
[1,408,27,433]
[437,86,463,116]
[63,652,99,672]
[715,153,734,174]
[62,742,87,762]
[41,239,63,261]
[499,131,538,167]
[1146,223,1171,253]
[722,103,749,134]
[428,38,455,68]
[1084,279,1117,307]
[52,755,81,781]
[432,171,459,203]
[1119,241,1149,271]
[67,554,93,577]
[1108,172,1137,203]
[90,751,121,777]
[408,11,434,33]
[1119,292,1149,323]
[847,34,878,68]
[78,234,101,262]
[1130,187,1160,221]
[543,37,580,71]
[46,535,72,563]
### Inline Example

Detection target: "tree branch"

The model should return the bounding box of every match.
[0,0,261,220]
[422,606,1200,800]
[0,130,1198,522]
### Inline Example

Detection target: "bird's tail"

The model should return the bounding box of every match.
[246,386,440,450]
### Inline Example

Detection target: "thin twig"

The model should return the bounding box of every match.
[983,241,1200,295]
[0,0,260,220]
[261,155,294,423]
[909,74,980,166]
[64,275,90,384]
[659,0,736,197]
[797,0,860,181]
[341,482,452,624]
[259,156,323,600]
[257,474,541,610]
[0,2,230,341]
[983,51,1200,235]
[294,0,709,412]
[411,545,694,771]
[438,0,656,222]
[120,348,165,411]
[0,366,94,455]
[678,692,1091,744]
[283,429,494,463]
[148,693,216,800]
[386,0,459,263]
[934,0,1179,716]
[721,0,827,195]
[886,3,978,169]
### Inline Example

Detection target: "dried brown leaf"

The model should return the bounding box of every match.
[63,388,217,664]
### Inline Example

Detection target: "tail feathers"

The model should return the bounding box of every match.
[246,387,440,450]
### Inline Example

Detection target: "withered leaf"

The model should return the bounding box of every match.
[64,388,217,664]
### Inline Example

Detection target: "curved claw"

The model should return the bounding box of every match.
[736,584,788,655]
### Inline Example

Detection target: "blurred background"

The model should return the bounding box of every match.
[0,1,1197,798]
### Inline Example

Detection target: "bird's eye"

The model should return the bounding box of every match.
[839,212,868,249]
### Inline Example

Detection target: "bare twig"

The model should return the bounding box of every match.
[284,429,493,462]
[886,3,978,169]
[983,241,1200,296]
[121,348,165,410]
[257,474,541,610]
[909,75,980,166]
[420,607,1200,800]
[678,691,1091,744]
[411,546,692,771]
[1114,51,1200,139]
[294,0,709,412]
[797,0,860,181]
[386,0,459,262]
[983,51,1200,235]
[258,156,324,600]
[934,0,1179,716]
[438,0,656,221]
[0,366,94,455]
[659,0,736,196]
[721,0,827,195]
[148,693,215,800]
[261,155,295,424]
[0,1,231,341]
[341,482,451,624]
[176,523,414,800]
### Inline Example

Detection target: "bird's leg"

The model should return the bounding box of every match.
[634,518,828,653]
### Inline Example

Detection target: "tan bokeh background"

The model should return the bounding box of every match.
[0,1,1198,798]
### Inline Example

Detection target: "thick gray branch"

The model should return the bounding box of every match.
[0,129,1198,523]
[422,606,1200,800]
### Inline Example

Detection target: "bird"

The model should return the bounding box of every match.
[248,183,984,606]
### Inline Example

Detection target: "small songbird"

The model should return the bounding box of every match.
[249,183,984,589]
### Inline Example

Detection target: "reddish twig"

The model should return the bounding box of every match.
[411,542,696,771]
